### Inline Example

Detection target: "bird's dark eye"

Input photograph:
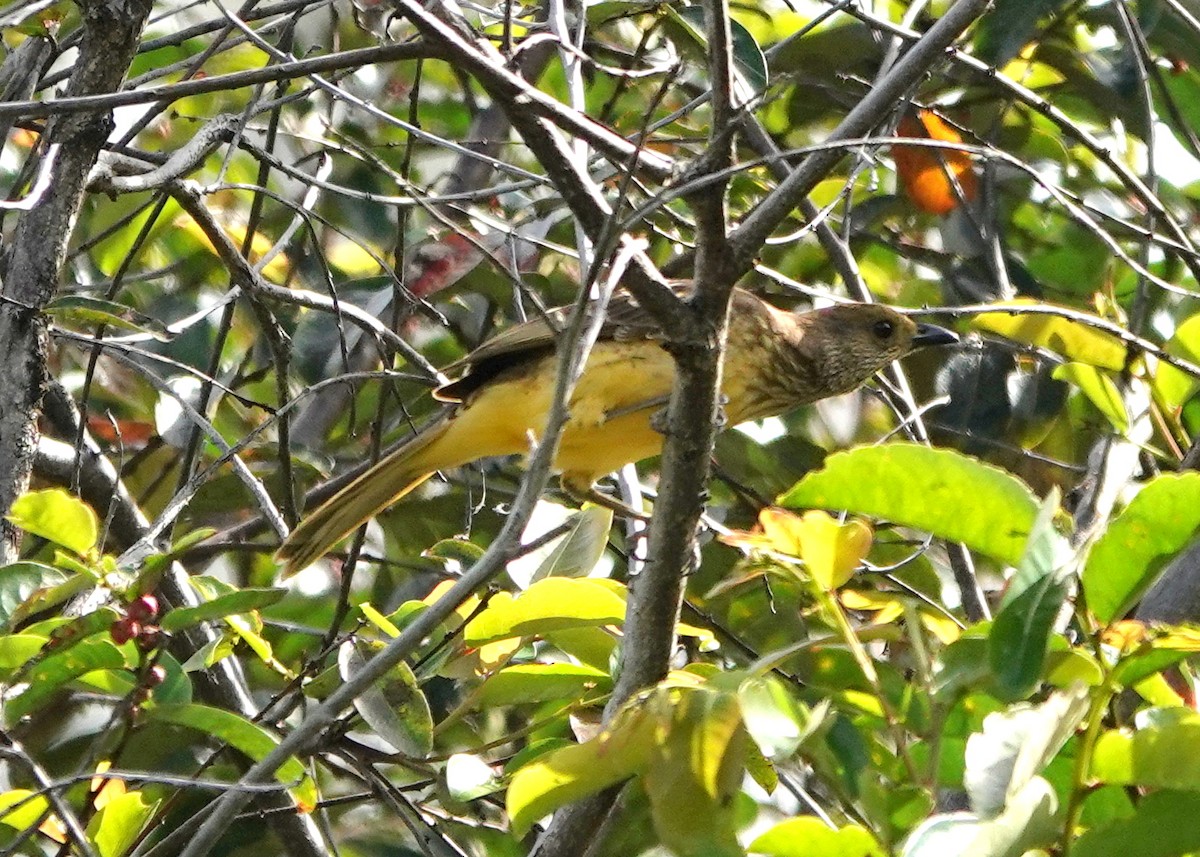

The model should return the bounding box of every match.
[872,319,894,339]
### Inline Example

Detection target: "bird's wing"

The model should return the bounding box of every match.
[436,282,694,402]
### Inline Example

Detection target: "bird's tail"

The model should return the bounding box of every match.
[277,414,456,575]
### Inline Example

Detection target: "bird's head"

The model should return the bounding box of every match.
[801,303,958,396]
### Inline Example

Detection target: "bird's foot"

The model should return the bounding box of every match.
[649,393,728,435]
[562,477,651,522]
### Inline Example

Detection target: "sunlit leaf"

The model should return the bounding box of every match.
[1081,473,1200,624]
[86,790,159,857]
[1092,710,1200,791]
[7,489,99,555]
[795,511,873,590]
[643,689,745,857]
[507,696,657,835]
[1151,312,1200,408]
[478,663,611,707]
[780,444,1037,565]
[750,817,883,857]
[1053,363,1129,433]
[464,578,627,645]
[5,636,130,723]
[973,300,1127,370]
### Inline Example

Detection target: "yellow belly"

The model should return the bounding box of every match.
[432,340,677,483]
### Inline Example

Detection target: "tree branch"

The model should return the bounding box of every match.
[0,0,151,558]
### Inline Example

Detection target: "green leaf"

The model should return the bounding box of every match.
[147,703,318,811]
[643,689,745,857]
[87,790,159,857]
[737,676,824,760]
[0,633,47,672]
[464,578,627,645]
[507,695,658,835]
[669,7,769,97]
[1072,790,1200,857]
[337,641,433,757]
[751,817,883,856]
[779,444,1038,565]
[976,0,1074,64]
[5,636,131,723]
[1053,363,1129,433]
[0,788,52,832]
[46,295,172,341]
[544,627,618,671]
[531,505,613,582]
[988,492,1073,700]
[1151,312,1200,408]
[7,489,99,555]
[423,537,486,568]
[1081,473,1200,624]
[160,587,286,631]
[1091,711,1200,790]
[150,652,193,705]
[478,663,611,707]
[0,562,68,630]
[972,301,1127,370]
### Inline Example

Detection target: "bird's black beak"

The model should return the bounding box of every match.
[911,323,959,348]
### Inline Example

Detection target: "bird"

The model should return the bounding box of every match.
[277,286,957,574]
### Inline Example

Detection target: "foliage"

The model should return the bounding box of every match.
[2,0,1200,856]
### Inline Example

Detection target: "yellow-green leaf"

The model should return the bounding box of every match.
[1153,312,1200,408]
[1081,473,1200,624]
[0,788,52,832]
[507,698,656,835]
[7,489,99,555]
[464,578,627,645]
[794,511,872,590]
[750,817,884,856]
[478,663,611,707]
[87,790,159,857]
[780,444,1037,565]
[1092,716,1200,790]
[1053,363,1129,433]
[973,300,1126,370]
[644,689,746,857]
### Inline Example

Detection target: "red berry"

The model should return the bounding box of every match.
[110,618,141,645]
[127,595,159,623]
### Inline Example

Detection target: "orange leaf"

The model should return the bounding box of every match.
[893,110,977,215]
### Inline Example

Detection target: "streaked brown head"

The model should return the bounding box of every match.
[780,303,957,405]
